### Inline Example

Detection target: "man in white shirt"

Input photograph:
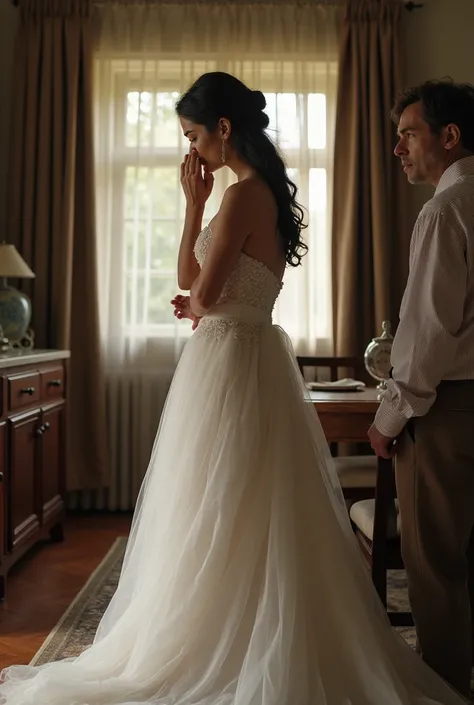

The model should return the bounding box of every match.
[368,79,474,697]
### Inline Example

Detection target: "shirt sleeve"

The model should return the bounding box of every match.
[374,207,467,438]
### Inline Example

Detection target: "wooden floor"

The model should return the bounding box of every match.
[0,513,132,670]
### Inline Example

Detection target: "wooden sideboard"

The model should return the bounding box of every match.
[0,349,70,599]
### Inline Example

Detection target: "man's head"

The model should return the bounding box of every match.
[391,79,474,186]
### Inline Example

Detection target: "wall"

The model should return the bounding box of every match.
[0,1,18,238]
[401,0,474,221]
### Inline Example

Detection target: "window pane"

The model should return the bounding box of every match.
[154,92,181,147]
[151,167,179,218]
[278,93,300,149]
[125,272,146,326]
[265,93,300,149]
[308,93,326,149]
[151,221,179,271]
[124,220,146,271]
[125,166,178,220]
[147,276,177,325]
[125,274,177,326]
[124,220,178,273]
[126,92,152,148]
[125,166,150,218]
[309,168,327,213]
[126,91,180,148]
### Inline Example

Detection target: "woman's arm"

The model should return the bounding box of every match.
[177,206,204,290]
[178,150,214,290]
[190,182,252,317]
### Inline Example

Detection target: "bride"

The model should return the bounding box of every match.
[0,72,468,705]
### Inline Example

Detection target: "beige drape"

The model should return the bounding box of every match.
[332,0,409,356]
[7,0,109,490]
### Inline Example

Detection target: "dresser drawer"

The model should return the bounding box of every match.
[8,371,41,411]
[41,367,65,402]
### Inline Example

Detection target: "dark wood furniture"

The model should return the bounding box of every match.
[0,349,70,600]
[299,356,377,500]
[308,386,380,443]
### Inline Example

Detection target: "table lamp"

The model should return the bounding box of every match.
[0,243,35,346]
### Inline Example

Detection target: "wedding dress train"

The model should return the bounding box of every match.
[0,225,466,705]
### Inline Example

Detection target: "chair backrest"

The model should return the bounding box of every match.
[296,356,366,382]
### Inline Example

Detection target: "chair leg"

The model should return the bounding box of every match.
[371,558,388,608]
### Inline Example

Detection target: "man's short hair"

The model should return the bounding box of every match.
[391,79,474,153]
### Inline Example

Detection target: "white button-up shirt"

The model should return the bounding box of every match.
[374,155,474,438]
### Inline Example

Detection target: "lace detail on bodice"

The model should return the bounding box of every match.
[195,318,263,343]
[194,226,283,315]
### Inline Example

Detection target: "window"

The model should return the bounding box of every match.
[95,59,336,348]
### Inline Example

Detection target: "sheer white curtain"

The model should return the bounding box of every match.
[88,1,340,509]
[94,1,340,367]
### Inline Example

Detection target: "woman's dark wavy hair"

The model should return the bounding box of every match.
[176,72,307,267]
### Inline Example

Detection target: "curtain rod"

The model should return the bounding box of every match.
[91,0,424,7]
[12,0,425,9]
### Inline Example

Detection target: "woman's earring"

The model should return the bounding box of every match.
[221,138,226,164]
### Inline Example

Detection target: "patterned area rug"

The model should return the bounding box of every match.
[30,538,127,666]
[31,537,417,666]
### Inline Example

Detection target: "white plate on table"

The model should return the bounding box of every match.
[306,380,366,392]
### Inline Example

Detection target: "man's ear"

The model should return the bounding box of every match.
[444,122,461,151]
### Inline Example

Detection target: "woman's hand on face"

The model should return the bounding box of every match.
[180,149,214,210]
[171,294,201,330]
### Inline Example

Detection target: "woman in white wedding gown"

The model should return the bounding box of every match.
[0,72,469,705]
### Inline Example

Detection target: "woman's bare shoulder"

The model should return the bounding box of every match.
[223,177,276,220]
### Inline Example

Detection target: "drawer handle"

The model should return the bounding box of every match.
[48,379,62,388]
[36,422,50,437]
[20,386,36,396]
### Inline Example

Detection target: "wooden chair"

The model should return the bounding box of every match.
[297,356,377,501]
[350,457,413,627]
[297,356,368,383]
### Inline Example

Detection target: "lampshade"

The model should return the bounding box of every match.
[0,244,35,279]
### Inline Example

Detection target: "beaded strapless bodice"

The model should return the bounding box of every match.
[194,226,283,315]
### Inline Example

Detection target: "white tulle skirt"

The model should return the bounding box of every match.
[0,304,467,704]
